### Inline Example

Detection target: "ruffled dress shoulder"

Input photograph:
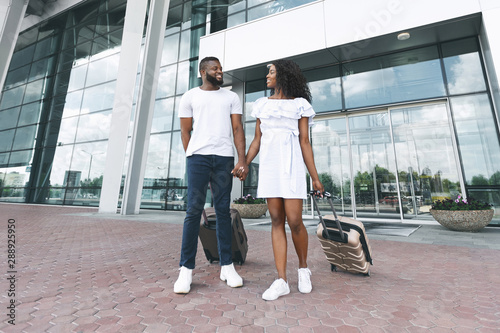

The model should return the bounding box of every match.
[251,97,315,126]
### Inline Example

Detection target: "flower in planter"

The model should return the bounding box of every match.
[233,194,266,205]
[431,194,492,211]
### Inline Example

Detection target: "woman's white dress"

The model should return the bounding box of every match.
[251,97,315,199]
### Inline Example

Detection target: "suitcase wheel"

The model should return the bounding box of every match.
[364,271,370,277]
[209,259,214,263]
[330,264,337,272]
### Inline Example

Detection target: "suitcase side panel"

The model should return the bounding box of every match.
[199,208,248,264]
[317,222,371,274]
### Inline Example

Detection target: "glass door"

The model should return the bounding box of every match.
[390,102,463,219]
[311,118,352,216]
[348,112,400,219]
[311,101,464,221]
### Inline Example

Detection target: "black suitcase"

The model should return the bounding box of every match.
[199,207,248,265]
[311,191,373,276]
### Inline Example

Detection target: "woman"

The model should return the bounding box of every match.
[243,59,324,301]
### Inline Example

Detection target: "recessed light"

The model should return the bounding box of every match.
[397,32,410,41]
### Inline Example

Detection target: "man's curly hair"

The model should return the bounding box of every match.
[270,59,312,103]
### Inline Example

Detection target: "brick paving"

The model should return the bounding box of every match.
[1,203,499,332]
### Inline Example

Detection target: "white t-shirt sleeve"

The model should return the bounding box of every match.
[178,90,193,118]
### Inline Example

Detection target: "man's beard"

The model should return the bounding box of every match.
[206,72,223,86]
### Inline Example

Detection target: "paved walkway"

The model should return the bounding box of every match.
[1,203,499,332]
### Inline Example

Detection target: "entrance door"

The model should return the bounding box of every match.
[390,102,463,219]
[312,102,463,221]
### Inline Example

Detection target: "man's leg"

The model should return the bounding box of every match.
[212,155,243,287]
[179,155,210,269]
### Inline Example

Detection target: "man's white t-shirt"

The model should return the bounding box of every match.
[178,87,242,157]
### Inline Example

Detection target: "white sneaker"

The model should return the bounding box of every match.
[220,263,243,288]
[262,278,290,301]
[174,266,192,293]
[298,268,312,294]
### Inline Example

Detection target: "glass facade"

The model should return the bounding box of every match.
[1,1,499,225]
[244,37,500,224]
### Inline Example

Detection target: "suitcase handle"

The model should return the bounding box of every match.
[310,191,347,242]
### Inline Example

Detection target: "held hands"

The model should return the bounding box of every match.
[231,163,249,181]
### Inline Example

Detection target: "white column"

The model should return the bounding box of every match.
[0,0,28,91]
[120,0,171,215]
[98,0,149,213]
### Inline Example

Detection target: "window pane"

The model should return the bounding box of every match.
[67,65,88,92]
[4,65,30,89]
[144,132,171,180]
[156,64,177,99]
[62,90,84,118]
[442,38,486,94]
[81,81,116,113]
[55,117,79,145]
[450,94,500,185]
[343,46,445,109]
[9,45,35,70]
[168,131,187,187]
[75,142,107,181]
[86,53,120,86]
[0,86,25,110]
[152,98,175,133]
[176,61,190,95]
[0,129,15,151]
[75,110,112,142]
[48,145,74,186]
[23,79,45,104]
[0,108,21,130]
[306,66,342,113]
[161,33,180,66]
[18,103,42,126]
[13,125,38,150]
[8,150,33,167]
[228,12,246,28]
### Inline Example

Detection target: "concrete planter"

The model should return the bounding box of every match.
[231,203,268,219]
[429,209,494,232]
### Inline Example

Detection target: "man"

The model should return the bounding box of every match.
[174,56,248,293]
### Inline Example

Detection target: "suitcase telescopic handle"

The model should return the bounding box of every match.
[310,191,346,242]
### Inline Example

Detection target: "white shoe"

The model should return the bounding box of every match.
[262,278,290,301]
[220,263,243,288]
[174,266,192,293]
[298,268,312,294]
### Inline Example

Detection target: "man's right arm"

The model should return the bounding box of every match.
[180,117,193,152]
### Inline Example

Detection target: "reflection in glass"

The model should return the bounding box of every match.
[48,145,73,186]
[0,130,15,151]
[312,118,352,216]
[4,65,30,89]
[450,94,500,185]
[349,113,398,219]
[468,188,500,225]
[152,98,174,133]
[0,86,25,110]
[306,65,342,113]
[19,103,42,126]
[161,33,180,66]
[391,103,462,219]
[23,79,45,104]
[442,38,485,95]
[343,46,445,109]
[168,132,187,187]
[86,53,120,87]
[144,133,171,181]
[13,125,37,150]
[156,65,177,99]
[75,110,112,142]
[80,81,116,113]
[0,108,20,130]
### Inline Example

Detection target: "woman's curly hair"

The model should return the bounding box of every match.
[270,59,312,103]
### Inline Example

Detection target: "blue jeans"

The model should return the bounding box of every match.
[180,154,234,269]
